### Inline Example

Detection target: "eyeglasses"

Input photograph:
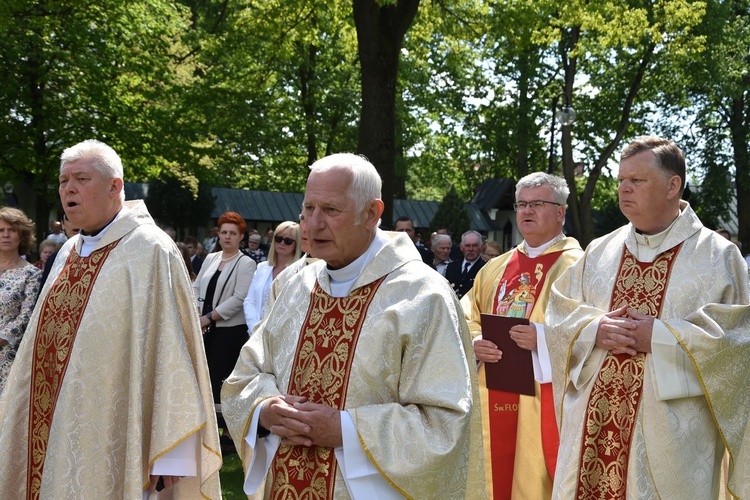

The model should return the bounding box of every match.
[513,200,563,211]
[274,235,295,245]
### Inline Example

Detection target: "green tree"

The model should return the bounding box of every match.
[0,0,195,241]
[544,0,707,246]
[354,0,420,225]
[146,173,215,237]
[431,185,470,239]
[655,0,750,248]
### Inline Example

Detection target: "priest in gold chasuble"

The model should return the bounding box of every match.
[0,141,221,499]
[222,154,485,499]
[546,137,750,499]
[464,173,582,500]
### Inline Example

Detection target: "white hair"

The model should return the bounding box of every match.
[515,172,569,205]
[309,153,382,217]
[431,233,452,251]
[60,140,125,201]
[461,230,483,245]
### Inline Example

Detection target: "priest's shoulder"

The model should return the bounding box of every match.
[583,225,630,254]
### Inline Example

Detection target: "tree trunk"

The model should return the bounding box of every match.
[353,0,420,227]
[730,93,750,253]
[516,46,532,179]
[299,41,318,166]
[559,27,582,241]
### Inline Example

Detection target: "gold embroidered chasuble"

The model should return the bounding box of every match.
[575,245,680,498]
[222,231,486,499]
[0,201,221,499]
[270,278,385,499]
[28,241,119,498]
[464,237,582,500]
[545,202,750,499]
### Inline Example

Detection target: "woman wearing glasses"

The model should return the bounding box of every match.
[243,220,302,332]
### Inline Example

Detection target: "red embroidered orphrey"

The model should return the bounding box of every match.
[270,277,386,500]
[27,242,119,499]
[575,244,682,499]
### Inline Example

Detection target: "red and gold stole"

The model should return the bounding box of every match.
[26,242,119,500]
[488,250,563,499]
[270,277,386,500]
[576,244,682,499]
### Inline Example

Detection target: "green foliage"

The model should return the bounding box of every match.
[431,185,470,239]
[146,173,215,235]
[0,0,747,242]
[0,0,194,196]
[184,0,360,192]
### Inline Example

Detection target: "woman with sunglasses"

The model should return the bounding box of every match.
[243,220,302,332]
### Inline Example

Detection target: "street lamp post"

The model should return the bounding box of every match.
[548,91,576,173]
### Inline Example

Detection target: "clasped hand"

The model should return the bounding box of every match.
[259,394,343,448]
[595,305,654,355]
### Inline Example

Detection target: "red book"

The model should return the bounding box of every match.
[480,313,535,396]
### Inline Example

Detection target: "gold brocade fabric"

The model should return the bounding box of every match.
[576,352,645,498]
[27,242,117,499]
[270,278,385,500]
[0,201,221,499]
[222,230,486,499]
[576,245,680,498]
[547,203,750,499]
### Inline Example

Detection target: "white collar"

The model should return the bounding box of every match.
[326,230,388,297]
[79,208,124,257]
[524,233,565,258]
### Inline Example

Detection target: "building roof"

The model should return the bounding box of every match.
[211,187,304,223]
[470,178,516,210]
[125,182,498,231]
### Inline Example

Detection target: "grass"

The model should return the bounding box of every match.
[220,451,247,499]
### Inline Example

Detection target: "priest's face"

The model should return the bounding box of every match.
[59,159,123,233]
[302,167,381,269]
[515,185,565,248]
[618,150,681,234]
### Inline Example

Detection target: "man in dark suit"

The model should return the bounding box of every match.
[394,215,434,265]
[184,235,203,275]
[445,230,485,298]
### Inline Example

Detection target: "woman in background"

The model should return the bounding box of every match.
[33,239,59,270]
[193,211,256,404]
[0,207,42,394]
[481,239,502,262]
[243,220,301,332]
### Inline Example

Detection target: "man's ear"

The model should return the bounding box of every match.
[666,175,682,200]
[111,177,124,199]
[364,199,385,230]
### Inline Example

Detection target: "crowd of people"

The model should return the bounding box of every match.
[0,136,748,499]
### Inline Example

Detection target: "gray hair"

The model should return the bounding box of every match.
[461,230,483,245]
[515,172,569,205]
[60,140,125,201]
[431,233,452,251]
[309,153,381,218]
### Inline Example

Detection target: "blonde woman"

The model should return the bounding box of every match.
[243,220,301,332]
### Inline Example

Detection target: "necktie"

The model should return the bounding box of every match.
[462,261,470,276]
